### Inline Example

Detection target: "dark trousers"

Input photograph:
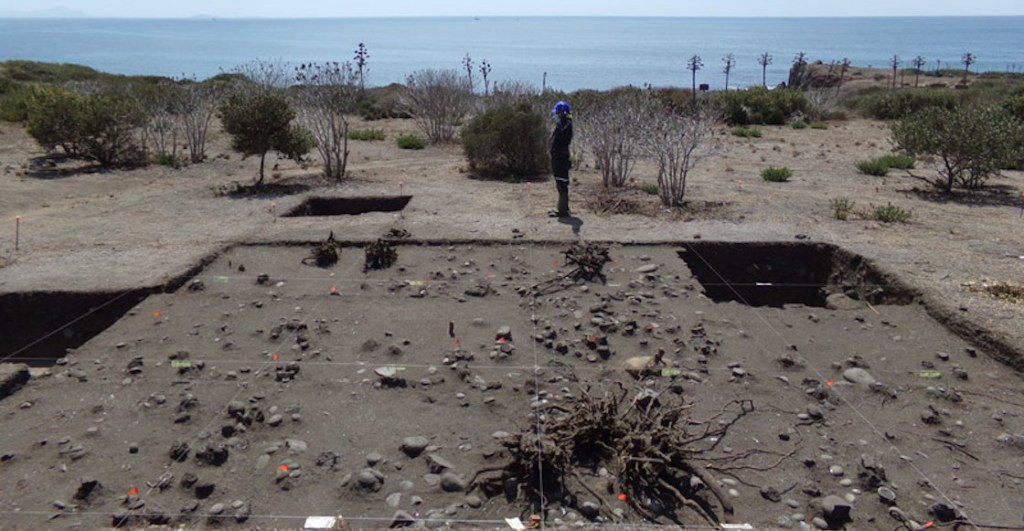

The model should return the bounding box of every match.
[555,179,569,215]
[552,154,570,215]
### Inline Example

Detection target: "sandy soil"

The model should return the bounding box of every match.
[0,112,1023,530]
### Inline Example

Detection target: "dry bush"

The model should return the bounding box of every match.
[293,62,360,180]
[577,91,646,188]
[403,68,472,143]
[642,103,721,207]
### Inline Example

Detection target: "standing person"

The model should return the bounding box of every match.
[549,100,574,218]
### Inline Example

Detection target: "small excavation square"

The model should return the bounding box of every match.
[284,195,412,217]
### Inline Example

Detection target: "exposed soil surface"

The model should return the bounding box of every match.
[0,113,1023,531]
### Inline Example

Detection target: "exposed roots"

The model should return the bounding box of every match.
[470,384,761,525]
[364,239,397,272]
[302,231,341,267]
[530,242,612,296]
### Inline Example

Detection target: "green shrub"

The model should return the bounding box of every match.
[790,119,808,130]
[152,151,181,168]
[892,105,1024,191]
[348,128,386,141]
[730,126,763,138]
[853,88,958,120]
[640,183,660,195]
[856,159,890,176]
[717,87,809,125]
[461,102,549,178]
[760,166,792,182]
[870,203,912,223]
[984,282,1024,304]
[0,80,31,122]
[0,60,108,83]
[25,85,149,167]
[218,91,311,185]
[830,198,856,220]
[396,134,426,150]
[809,121,829,130]
[876,154,915,170]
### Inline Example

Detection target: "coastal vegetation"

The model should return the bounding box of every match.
[1,52,1023,194]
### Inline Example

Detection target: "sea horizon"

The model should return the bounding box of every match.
[1,16,1021,91]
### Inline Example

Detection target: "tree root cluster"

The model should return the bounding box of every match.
[470,383,758,525]
[363,238,397,271]
[531,243,612,296]
[302,231,341,267]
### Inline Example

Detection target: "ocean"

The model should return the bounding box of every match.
[0,17,1021,91]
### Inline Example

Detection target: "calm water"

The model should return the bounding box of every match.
[0,17,1022,90]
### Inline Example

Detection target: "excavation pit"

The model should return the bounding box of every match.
[0,241,1019,529]
[0,290,150,367]
[678,241,914,308]
[284,195,412,217]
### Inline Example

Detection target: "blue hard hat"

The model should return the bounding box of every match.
[553,101,571,115]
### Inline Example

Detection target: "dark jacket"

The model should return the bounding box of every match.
[550,117,573,179]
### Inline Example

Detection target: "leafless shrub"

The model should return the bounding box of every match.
[402,69,472,143]
[805,89,839,122]
[172,79,224,163]
[485,79,538,110]
[229,58,291,94]
[293,62,360,180]
[642,103,721,207]
[578,91,646,188]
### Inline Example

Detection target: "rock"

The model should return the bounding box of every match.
[168,441,190,462]
[74,478,101,501]
[386,492,402,508]
[843,368,877,386]
[366,452,384,466]
[877,486,897,506]
[465,495,482,508]
[255,454,270,470]
[426,454,454,474]
[822,494,852,522]
[423,474,441,487]
[622,351,666,379]
[440,472,467,492]
[495,326,512,342]
[389,510,416,528]
[357,469,383,492]
[636,264,660,274]
[316,452,339,470]
[194,480,216,499]
[285,439,308,455]
[266,414,284,427]
[760,486,782,502]
[826,293,863,310]
[209,503,225,515]
[829,465,845,477]
[811,516,829,529]
[931,502,958,522]
[400,436,430,458]
[579,501,600,519]
[234,502,251,523]
[196,444,229,466]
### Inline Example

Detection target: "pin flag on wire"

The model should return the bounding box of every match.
[14,215,21,251]
[399,180,405,193]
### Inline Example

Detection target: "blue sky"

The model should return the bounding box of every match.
[2,0,1023,18]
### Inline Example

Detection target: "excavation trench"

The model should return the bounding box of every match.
[284,195,412,217]
[678,241,916,308]
[0,290,151,368]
